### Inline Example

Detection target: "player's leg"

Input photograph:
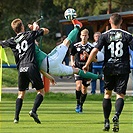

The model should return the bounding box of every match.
[80,80,90,113]
[28,65,44,124]
[102,75,114,131]
[14,91,26,123]
[102,89,112,131]
[29,89,44,124]
[112,94,124,132]
[63,19,83,48]
[103,75,117,131]
[74,78,82,113]
[14,72,29,123]
[45,20,82,74]
[73,68,102,80]
[112,74,129,132]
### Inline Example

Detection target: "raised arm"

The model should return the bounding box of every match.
[40,70,56,85]
[28,23,49,35]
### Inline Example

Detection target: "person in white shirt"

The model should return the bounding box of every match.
[91,32,104,94]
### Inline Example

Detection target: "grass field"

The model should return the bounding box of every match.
[0,93,133,133]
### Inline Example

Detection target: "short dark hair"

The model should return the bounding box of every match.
[110,13,122,25]
[11,18,23,33]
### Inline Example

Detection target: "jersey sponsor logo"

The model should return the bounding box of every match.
[110,32,122,41]
[108,32,123,61]
[20,67,29,72]
[80,53,86,61]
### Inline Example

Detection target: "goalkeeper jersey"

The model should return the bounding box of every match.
[35,45,47,69]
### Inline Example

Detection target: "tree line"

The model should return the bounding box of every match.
[0,0,132,50]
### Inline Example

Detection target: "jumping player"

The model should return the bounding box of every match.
[28,19,102,81]
[0,19,51,124]
[82,13,133,132]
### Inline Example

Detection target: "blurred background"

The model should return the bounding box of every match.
[1,0,133,87]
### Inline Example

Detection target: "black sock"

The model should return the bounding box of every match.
[80,93,87,107]
[76,90,81,105]
[15,98,23,120]
[115,98,124,118]
[103,98,112,120]
[32,93,43,113]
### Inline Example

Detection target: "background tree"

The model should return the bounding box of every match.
[0,0,42,38]
[0,0,132,51]
[54,0,133,16]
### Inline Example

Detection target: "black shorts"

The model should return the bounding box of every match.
[104,74,129,95]
[74,74,91,87]
[18,63,44,91]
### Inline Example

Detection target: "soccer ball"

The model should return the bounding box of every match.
[64,8,77,20]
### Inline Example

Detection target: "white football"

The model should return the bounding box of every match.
[64,8,77,20]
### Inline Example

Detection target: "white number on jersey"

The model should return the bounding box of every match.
[16,40,28,58]
[108,41,123,57]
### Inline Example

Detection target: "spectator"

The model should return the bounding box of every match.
[91,32,104,94]
[129,48,133,80]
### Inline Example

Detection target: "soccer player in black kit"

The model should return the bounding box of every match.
[0,18,49,124]
[83,13,133,132]
[71,29,97,113]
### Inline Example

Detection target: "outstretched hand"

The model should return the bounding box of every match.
[28,24,33,30]
[43,28,49,35]
[28,23,49,35]
[82,65,89,73]
[28,22,39,31]
[49,77,56,85]
[33,22,39,30]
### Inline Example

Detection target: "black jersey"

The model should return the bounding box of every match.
[95,29,133,75]
[71,42,94,69]
[0,29,44,69]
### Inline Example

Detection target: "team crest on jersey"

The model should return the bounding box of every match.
[110,32,122,41]
[86,48,90,52]
[77,47,81,51]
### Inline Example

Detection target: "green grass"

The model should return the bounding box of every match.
[0,93,133,133]
[2,47,18,87]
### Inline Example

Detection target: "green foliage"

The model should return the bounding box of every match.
[54,0,133,16]
[0,0,133,40]
[0,0,42,39]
